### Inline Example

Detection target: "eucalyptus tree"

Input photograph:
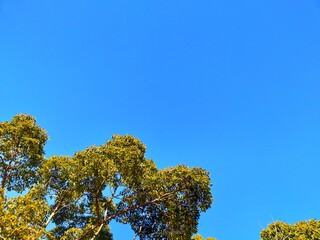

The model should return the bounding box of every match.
[0,114,49,239]
[191,234,216,240]
[0,114,213,240]
[260,220,320,240]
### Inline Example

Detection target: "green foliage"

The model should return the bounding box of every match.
[192,234,205,240]
[0,187,50,239]
[260,220,320,240]
[0,114,213,239]
[0,114,48,192]
[191,234,217,240]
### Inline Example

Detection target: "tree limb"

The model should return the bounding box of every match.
[76,188,182,240]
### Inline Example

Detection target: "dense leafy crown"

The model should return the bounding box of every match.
[260,220,320,240]
[0,114,48,192]
[0,114,213,239]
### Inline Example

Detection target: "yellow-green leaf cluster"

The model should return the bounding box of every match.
[0,115,213,239]
[260,220,320,240]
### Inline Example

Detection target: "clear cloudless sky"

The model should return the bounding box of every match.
[1,0,320,239]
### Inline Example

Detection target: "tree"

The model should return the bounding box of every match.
[0,114,49,239]
[191,234,216,240]
[0,114,48,194]
[191,234,204,240]
[0,114,213,239]
[260,219,320,240]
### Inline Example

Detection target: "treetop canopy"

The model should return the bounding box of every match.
[0,114,213,240]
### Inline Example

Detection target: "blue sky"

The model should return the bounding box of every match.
[1,1,320,239]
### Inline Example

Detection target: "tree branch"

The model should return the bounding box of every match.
[76,187,182,240]
[132,208,148,240]
[45,190,70,227]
